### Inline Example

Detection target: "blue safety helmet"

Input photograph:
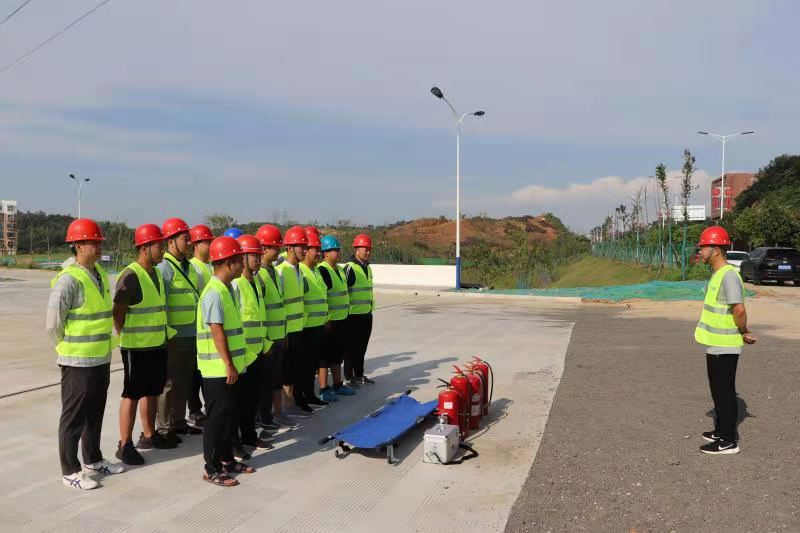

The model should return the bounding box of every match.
[320,235,341,252]
[223,228,243,239]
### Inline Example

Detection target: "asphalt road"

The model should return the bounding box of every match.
[506,304,800,532]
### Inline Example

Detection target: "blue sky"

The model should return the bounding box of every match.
[1,0,798,232]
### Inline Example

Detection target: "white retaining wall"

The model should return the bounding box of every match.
[370,264,455,288]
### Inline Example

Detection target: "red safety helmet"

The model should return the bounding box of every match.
[189,224,214,243]
[65,218,105,243]
[209,236,244,262]
[161,217,190,239]
[134,224,165,247]
[305,225,320,236]
[697,226,731,247]
[353,233,373,249]
[283,226,308,246]
[236,234,263,254]
[307,231,322,248]
[256,224,282,246]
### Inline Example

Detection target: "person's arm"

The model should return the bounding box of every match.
[209,323,238,384]
[722,270,756,344]
[46,274,78,345]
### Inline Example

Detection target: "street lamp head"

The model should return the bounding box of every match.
[69,173,76,180]
[430,86,444,99]
[741,131,755,135]
[85,178,91,182]
[473,111,485,116]
[697,131,709,135]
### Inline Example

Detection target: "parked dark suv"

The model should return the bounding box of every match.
[740,247,800,285]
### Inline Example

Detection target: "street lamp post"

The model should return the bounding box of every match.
[68,173,90,218]
[697,131,754,219]
[430,86,484,289]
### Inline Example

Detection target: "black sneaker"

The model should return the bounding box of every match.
[233,445,252,461]
[296,402,314,413]
[161,431,182,446]
[116,440,145,465]
[175,425,202,436]
[305,396,329,407]
[260,421,281,431]
[358,376,375,385]
[700,439,740,455]
[702,430,721,443]
[137,432,178,450]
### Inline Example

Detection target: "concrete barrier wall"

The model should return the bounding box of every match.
[371,264,455,288]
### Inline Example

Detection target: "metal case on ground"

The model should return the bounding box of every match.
[423,423,460,464]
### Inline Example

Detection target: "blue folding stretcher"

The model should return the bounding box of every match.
[319,392,438,464]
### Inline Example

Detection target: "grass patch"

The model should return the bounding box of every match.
[551,256,675,288]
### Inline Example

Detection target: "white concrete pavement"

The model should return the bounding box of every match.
[0,268,577,532]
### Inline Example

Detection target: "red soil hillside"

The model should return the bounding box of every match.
[385,215,559,253]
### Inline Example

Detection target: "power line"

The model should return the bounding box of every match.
[0,0,34,28]
[0,0,115,77]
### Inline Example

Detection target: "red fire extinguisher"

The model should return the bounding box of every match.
[464,366,484,431]
[449,366,472,439]
[436,380,462,431]
[469,356,494,416]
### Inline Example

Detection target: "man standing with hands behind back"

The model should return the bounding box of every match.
[694,226,756,455]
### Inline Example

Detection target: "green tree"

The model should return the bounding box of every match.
[204,213,237,237]
[679,149,697,280]
[734,199,800,247]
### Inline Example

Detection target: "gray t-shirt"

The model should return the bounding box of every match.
[707,269,745,355]
[157,257,198,337]
[200,277,238,326]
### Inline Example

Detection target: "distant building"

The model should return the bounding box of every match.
[710,172,756,219]
[1,200,18,256]
[670,205,706,222]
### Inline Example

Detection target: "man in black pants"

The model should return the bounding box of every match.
[343,233,376,387]
[694,226,756,455]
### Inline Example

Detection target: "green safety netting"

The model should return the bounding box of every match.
[461,280,755,302]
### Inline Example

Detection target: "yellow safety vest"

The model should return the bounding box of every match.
[300,263,329,328]
[233,275,271,366]
[162,252,199,328]
[120,262,170,349]
[190,256,212,290]
[52,264,113,365]
[275,262,305,333]
[695,264,745,348]
[346,261,374,315]
[258,266,286,342]
[196,277,247,377]
[318,261,349,321]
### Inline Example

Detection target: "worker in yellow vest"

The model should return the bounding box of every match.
[299,231,330,407]
[255,224,298,430]
[317,235,356,401]
[113,224,176,466]
[197,236,254,487]
[275,226,312,417]
[46,219,125,490]
[231,235,275,458]
[343,233,376,386]
[694,226,756,455]
[187,223,214,428]
[156,217,201,444]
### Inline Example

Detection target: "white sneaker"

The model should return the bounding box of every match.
[84,459,125,475]
[63,471,99,490]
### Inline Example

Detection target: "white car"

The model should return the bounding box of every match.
[726,250,749,271]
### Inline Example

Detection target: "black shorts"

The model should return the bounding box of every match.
[263,342,284,391]
[321,320,346,366]
[121,347,168,400]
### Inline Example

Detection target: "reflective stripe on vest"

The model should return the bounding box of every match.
[190,257,212,290]
[120,262,169,349]
[196,277,247,377]
[258,267,287,341]
[318,261,349,322]
[163,252,199,327]
[275,262,305,333]
[347,262,374,315]
[300,263,329,328]
[234,276,271,366]
[53,264,113,365]
[694,264,744,348]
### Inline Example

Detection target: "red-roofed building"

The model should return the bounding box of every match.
[710,172,756,219]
